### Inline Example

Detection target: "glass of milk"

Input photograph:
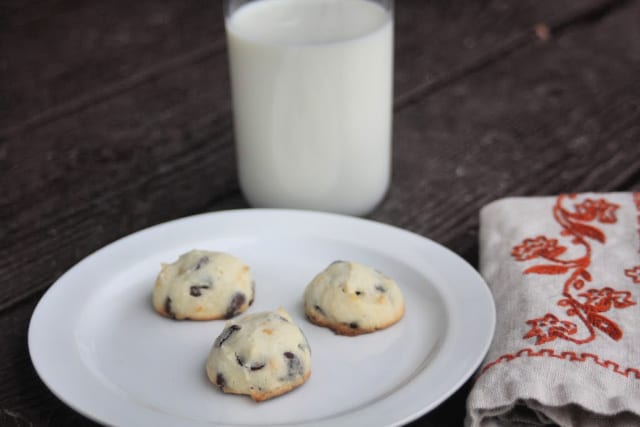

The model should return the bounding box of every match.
[224,0,393,216]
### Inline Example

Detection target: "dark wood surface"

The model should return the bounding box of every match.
[2,0,639,425]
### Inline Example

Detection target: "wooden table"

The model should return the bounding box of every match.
[2,0,639,425]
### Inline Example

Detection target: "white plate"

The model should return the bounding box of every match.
[29,209,495,427]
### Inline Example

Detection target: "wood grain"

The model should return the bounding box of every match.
[0,0,225,132]
[375,0,640,243]
[0,0,621,136]
[1,0,628,310]
[1,0,639,425]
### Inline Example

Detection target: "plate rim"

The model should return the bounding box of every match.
[28,208,496,427]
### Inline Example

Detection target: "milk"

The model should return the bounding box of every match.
[226,0,393,215]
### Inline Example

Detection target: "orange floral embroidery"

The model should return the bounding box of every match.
[512,195,631,345]
[480,348,640,379]
[625,266,640,284]
[479,194,640,379]
[572,198,618,223]
[626,193,640,282]
[512,236,566,262]
[523,314,577,345]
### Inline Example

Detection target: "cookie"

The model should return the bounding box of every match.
[206,308,311,401]
[152,250,254,320]
[303,260,404,336]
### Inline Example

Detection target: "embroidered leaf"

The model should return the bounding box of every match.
[579,270,592,281]
[568,276,586,290]
[575,258,590,269]
[524,264,570,275]
[569,222,605,243]
[588,313,623,341]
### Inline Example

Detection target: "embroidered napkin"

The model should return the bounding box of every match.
[466,193,640,427]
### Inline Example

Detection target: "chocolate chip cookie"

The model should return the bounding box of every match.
[152,250,254,320]
[303,261,404,336]
[206,308,311,401]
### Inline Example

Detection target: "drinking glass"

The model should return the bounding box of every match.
[224,0,394,216]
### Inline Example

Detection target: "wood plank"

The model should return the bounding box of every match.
[372,0,640,248]
[1,0,616,135]
[0,0,225,132]
[0,56,238,311]
[0,0,628,310]
[0,0,48,19]
[393,0,625,107]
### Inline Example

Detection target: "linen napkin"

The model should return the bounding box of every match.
[466,193,640,427]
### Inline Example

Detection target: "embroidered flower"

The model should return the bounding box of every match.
[579,287,636,312]
[624,266,640,284]
[573,198,619,223]
[482,194,638,376]
[512,236,565,261]
[523,313,577,345]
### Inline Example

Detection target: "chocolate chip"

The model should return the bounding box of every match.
[355,291,363,296]
[235,353,265,371]
[164,297,176,319]
[189,284,211,297]
[283,352,304,378]
[236,353,245,366]
[216,372,226,388]
[250,363,265,371]
[193,256,209,270]
[349,322,359,329]
[224,292,246,319]
[215,324,241,347]
[313,305,325,315]
[375,284,387,293]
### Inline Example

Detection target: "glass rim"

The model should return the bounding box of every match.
[224,0,394,20]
